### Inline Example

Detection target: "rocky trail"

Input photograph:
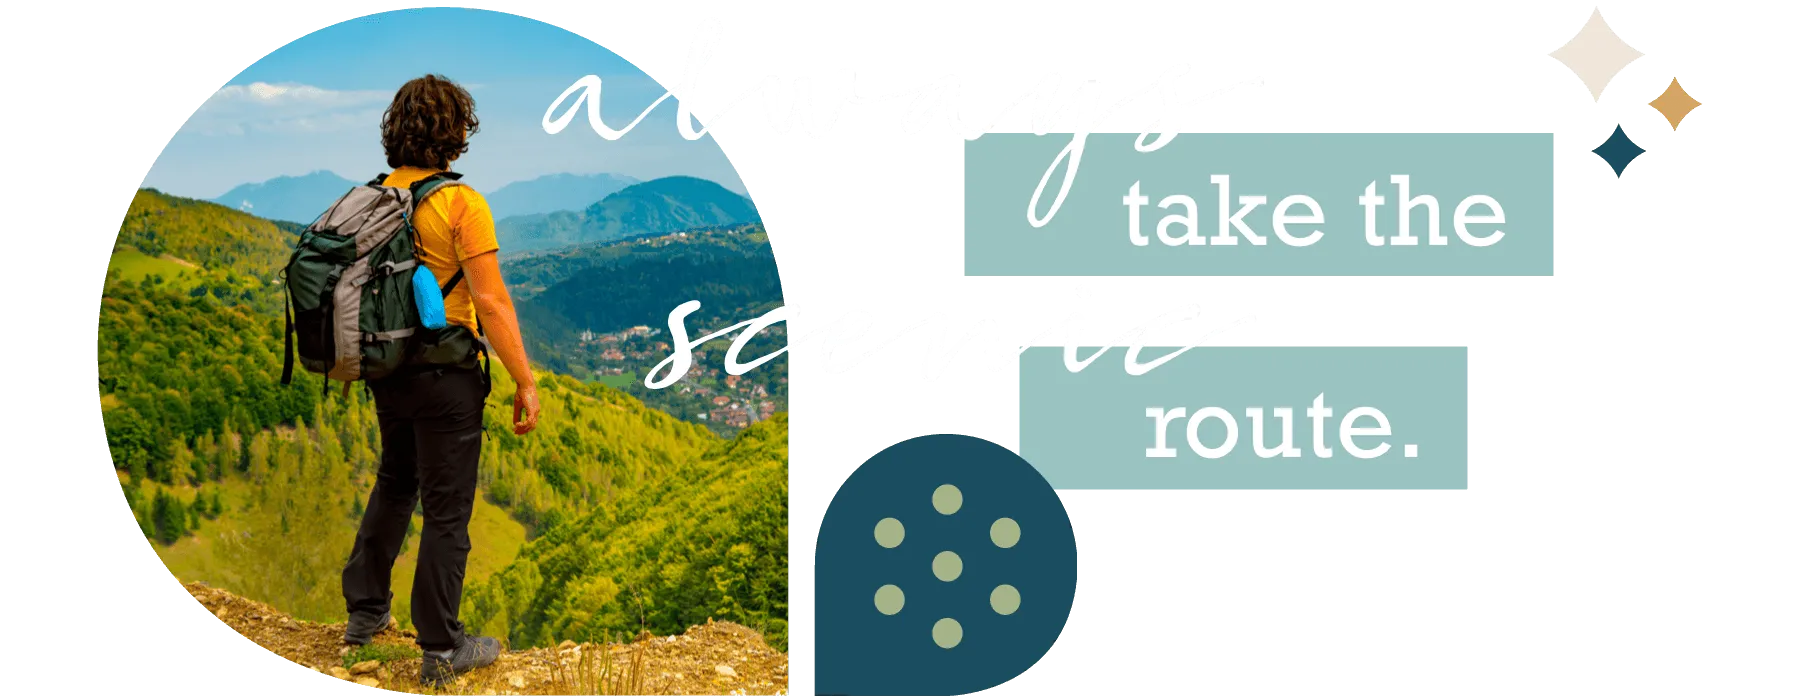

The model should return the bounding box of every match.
[186,582,788,695]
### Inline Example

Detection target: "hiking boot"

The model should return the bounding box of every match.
[420,635,502,687]
[342,610,391,646]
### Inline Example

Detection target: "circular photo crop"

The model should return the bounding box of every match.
[98,8,787,694]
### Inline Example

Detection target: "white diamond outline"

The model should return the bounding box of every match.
[1648,72,1699,134]
[1540,2,1648,104]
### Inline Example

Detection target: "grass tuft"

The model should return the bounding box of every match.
[547,632,653,695]
[342,642,421,667]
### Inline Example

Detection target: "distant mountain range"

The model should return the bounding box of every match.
[207,171,704,233]
[497,176,761,253]
[485,172,639,220]
[210,171,359,224]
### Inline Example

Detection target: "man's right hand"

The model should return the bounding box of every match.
[513,383,541,435]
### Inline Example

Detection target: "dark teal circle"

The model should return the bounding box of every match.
[816,434,1078,695]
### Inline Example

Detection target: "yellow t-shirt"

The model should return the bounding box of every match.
[381,166,499,334]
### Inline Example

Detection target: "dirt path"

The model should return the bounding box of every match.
[185,582,788,695]
[158,253,200,269]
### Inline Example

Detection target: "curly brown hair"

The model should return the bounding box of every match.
[380,74,479,170]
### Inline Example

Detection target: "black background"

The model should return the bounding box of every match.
[84,2,1713,691]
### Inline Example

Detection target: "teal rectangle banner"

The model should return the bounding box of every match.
[1019,347,1468,489]
[966,133,1552,276]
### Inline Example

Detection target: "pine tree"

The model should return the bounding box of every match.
[224,424,245,474]
[231,406,256,447]
[170,439,196,485]
[198,431,226,481]
[211,436,227,480]
[151,489,188,545]
[121,480,153,539]
[247,432,271,481]
[317,409,346,467]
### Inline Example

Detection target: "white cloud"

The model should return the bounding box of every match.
[207,81,386,111]
[257,106,387,134]
[182,82,390,136]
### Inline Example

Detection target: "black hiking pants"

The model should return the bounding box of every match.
[342,364,489,652]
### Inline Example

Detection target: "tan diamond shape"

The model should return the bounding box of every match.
[1649,78,1701,130]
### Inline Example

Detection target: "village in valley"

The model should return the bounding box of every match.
[577,321,787,434]
[497,222,788,437]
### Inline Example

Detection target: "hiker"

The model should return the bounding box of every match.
[337,74,541,686]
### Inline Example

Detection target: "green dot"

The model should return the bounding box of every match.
[990,518,1020,548]
[932,618,963,648]
[874,518,905,548]
[990,585,1020,615]
[932,484,962,515]
[874,585,905,615]
[932,551,963,581]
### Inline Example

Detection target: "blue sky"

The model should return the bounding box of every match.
[143,8,745,197]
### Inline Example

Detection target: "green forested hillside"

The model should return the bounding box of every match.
[467,414,788,651]
[112,188,302,318]
[476,365,717,535]
[99,189,787,647]
[101,270,721,528]
[107,247,196,283]
[119,189,295,279]
[99,276,316,484]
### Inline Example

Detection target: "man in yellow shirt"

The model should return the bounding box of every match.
[339,74,541,688]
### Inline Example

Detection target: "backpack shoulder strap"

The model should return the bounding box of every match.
[367,172,390,186]
[439,269,465,297]
[407,171,464,213]
[407,171,468,265]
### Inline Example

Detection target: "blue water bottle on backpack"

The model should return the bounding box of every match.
[413,264,448,330]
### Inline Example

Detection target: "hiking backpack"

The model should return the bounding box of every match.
[280,171,484,389]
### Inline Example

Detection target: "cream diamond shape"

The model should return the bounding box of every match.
[1550,9,1644,100]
